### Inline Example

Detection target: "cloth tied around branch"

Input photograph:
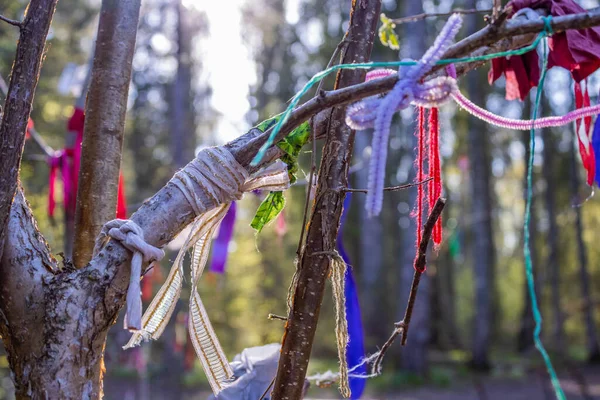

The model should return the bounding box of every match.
[94,220,165,331]
[120,147,290,396]
[489,0,600,100]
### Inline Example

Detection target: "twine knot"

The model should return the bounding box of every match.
[94,219,165,331]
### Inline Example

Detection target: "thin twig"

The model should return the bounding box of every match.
[371,198,446,374]
[259,377,275,400]
[343,177,433,193]
[297,38,348,259]
[0,14,22,28]
[0,74,55,158]
[267,313,288,321]
[492,0,501,21]
[391,9,491,25]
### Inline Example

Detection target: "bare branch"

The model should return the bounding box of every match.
[371,197,446,374]
[0,0,58,263]
[391,9,491,25]
[0,13,22,28]
[342,177,433,193]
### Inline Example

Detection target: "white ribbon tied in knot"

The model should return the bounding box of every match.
[124,147,290,396]
[94,220,165,331]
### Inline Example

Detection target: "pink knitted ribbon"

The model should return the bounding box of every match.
[348,66,600,132]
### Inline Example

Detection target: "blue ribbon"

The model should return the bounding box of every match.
[337,193,366,398]
[593,115,600,187]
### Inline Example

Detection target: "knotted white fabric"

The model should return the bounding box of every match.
[94,219,165,331]
[124,147,290,396]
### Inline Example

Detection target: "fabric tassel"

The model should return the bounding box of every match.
[574,81,596,186]
[117,173,128,219]
[48,152,61,218]
[208,201,237,274]
[337,194,366,399]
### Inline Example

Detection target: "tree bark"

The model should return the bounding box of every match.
[73,0,141,268]
[466,0,495,369]
[569,130,600,362]
[0,0,59,262]
[271,0,381,398]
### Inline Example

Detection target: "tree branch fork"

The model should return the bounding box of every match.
[2,5,600,398]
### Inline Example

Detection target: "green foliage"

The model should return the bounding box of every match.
[276,121,310,184]
[250,117,309,232]
[378,13,399,50]
[250,191,285,232]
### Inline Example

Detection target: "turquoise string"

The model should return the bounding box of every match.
[525,21,566,400]
[250,21,549,166]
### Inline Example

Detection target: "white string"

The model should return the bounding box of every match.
[306,351,382,386]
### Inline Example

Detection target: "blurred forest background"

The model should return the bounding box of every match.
[1,0,600,398]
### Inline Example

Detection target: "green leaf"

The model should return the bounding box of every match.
[379,13,400,50]
[251,191,286,233]
[276,121,310,184]
[255,114,282,132]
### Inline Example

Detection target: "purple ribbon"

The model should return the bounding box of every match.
[337,193,366,398]
[209,202,237,274]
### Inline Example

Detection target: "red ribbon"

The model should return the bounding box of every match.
[428,108,443,247]
[48,107,128,218]
[489,0,600,100]
[574,81,596,186]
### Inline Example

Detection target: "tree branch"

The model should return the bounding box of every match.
[0,14,22,28]
[73,0,141,268]
[230,8,600,166]
[90,6,600,334]
[371,198,446,375]
[0,0,58,265]
[391,9,491,25]
[271,0,382,398]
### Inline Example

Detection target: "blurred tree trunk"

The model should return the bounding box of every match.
[517,117,540,353]
[542,127,565,355]
[395,0,430,374]
[170,0,196,169]
[355,132,389,346]
[430,201,461,350]
[466,4,494,369]
[569,130,600,363]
